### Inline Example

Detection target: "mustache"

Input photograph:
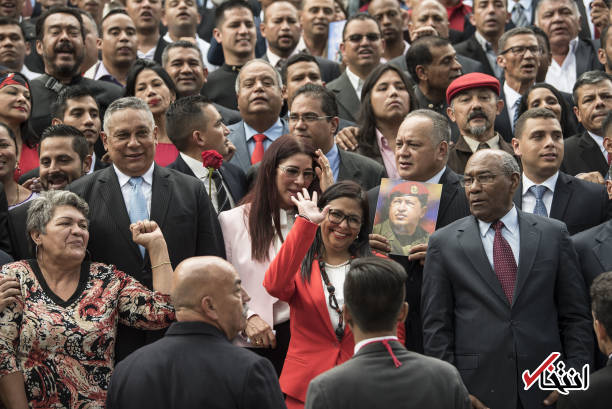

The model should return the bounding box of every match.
[468,110,488,121]
[54,42,75,53]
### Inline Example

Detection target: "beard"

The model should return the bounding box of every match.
[469,123,489,137]
[49,49,85,79]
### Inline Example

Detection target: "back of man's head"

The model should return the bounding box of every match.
[344,257,407,333]
[591,271,612,354]
[166,95,211,152]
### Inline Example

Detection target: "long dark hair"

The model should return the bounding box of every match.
[243,135,320,262]
[356,64,417,161]
[300,180,372,282]
[124,59,178,100]
[518,83,577,138]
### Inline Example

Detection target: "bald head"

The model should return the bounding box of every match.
[409,0,449,39]
[172,256,249,339]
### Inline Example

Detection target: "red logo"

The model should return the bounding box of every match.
[522,352,589,395]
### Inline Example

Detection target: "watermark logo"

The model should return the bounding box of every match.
[522,352,589,395]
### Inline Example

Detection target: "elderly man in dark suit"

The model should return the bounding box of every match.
[367,109,470,353]
[106,256,286,409]
[562,71,612,178]
[422,149,593,409]
[166,95,247,213]
[289,83,385,191]
[69,97,225,361]
[227,59,288,174]
[305,257,471,409]
[512,108,611,235]
[557,271,612,409]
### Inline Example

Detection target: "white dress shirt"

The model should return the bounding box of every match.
[114,163,154,216]
[545,37,578,94]
[322,261,349,332]
[588,131,608,161]
[266,48,297,69]
[20,65,39,81]
[163,32,217,73]
[180,152,235,213]
[354,335,400,355]
[478,205,520,268]
[521,171,558,215]
[137,46,157,61]
[345,67,364,100]
[504,81,522,130]
[88,152,97,175]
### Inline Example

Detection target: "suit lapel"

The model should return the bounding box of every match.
[437,168,458,224]
[513,179,523,210]
[512,211,540,307]
[578,132,608,176]
[230,122,252,171]
[219,166,238,203]
[150,165,172,229]
[337,150,359,182]
[458,217,509,305]
[550,173,572,220]
[332,74,360,121]
[594,222,612,272]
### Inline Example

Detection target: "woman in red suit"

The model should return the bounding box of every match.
[264,181,405,409]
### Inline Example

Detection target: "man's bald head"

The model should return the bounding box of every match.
[409,0,449,40]
[172,256,249,339]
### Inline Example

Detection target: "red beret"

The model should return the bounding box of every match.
[446,73,500,105]
[390,182,429,197]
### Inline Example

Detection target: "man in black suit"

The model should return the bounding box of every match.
[30,7,123,138]
[367,109,471,353]
[557,272,612,409]
[454,0,510,78]
[536,0,603,94]
[326,13,384,123]
[289,84,385,190]
[166,95,247,212]
[305,257,471,409]
[106,256,286,409]
[562,71,612,177]
[259,1,340,83]
[69,97,225,361]
[512,108,611,234]
[422,149,592,409]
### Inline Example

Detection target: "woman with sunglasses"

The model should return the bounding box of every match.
[218,136,331,376]
[264,180,405,409]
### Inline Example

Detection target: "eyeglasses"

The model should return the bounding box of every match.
[288,113,332,123]
[344,33,381,43]
[461,173,500,188]
[327,209,362,229]
[499,45,542,55]
[278,165,315,180]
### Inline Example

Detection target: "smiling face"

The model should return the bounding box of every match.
[33,205,89,264]
[0,0,24,18]
[370,69,411,124]
[275,152,314,209]
[512,116,563,183]
[526,87,562,121]
[300,0,334,38]
[0,125,16,181]
[236,61,283,120]
[164,46,207,97]
[213,6,256,61]
[320,196,362,255]
[39,136,88,190]
[37,13,85,80]
[102,108,158,176]
[0,83,31,126]
[340,18,384,75]
[574,80,612,134]
[134,69,176,117]
[388,194,426,235]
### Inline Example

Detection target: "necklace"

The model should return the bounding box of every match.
[318,259,348,342]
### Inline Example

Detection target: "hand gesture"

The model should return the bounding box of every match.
[315,149,334,192]
[369,233,391,254]
[21,178,42,193]
[245,315,277,348]
[590,0,610,33]
[291,188,329,224]
[335,126,359,151]
[408,243,428,265]
[0,277,20,312]
[130,220,164,249]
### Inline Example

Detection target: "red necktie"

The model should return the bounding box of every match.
[251,133,266,165]
[595,26,600,40]
[607,152,611,165]
[492,221,517,304]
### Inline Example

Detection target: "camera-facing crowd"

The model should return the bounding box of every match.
[0,0,612,408]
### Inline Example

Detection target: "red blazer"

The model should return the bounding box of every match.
[263,217,405,403]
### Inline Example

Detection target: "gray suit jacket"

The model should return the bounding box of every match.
[422,210,593,409]
[305,341,471,409]
[326,72,360,123]
[338,149,386,191]
[227,119,289,173]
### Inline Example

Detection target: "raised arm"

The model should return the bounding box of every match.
[130,220,172,295]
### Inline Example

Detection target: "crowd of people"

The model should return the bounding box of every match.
[0,0,612,408]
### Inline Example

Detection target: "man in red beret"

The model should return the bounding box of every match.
[373,182,431,256]
[446,72,517,174]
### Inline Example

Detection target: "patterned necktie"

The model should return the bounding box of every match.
[251,133,266,164]
[128,177,149,258]
[512,1,528,27]
[275,58,287,71]
[512,97,522,130]
[529,185,548,217]
[492,220,517,304]
[477,142,490,151]
[608,152,611,165]
[211,170,231,213]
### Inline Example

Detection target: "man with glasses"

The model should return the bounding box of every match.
[422,148,592,409]
[327,13,384,123]
[289,83,385,190]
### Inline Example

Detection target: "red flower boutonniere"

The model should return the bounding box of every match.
[202,150,223,193]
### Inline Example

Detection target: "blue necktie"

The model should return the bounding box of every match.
[529,185,548,217]
[128,176,149,258]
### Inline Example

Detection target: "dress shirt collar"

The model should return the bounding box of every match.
[244,118,284,142]
[266,48,297,69]
[478,205,519,238]
[474,30,494,53]
[522,171,559,196]
[93,61,123,86]
[380,41,410,63]
[180,152,209,180]
[345,67,364,100]
[568,37,579,55]
[88,152,97,175]
[463,134,500,152]
[503,81,522,108]
[354,335,399,355]
[424,166,447,184]
[113,162,155,187]
[588,131,607,156]
[325,143,341,181]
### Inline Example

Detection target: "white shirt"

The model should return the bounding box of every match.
[504,81,522,131]
[588,131,608,161]
[137,46,157,61]
[88,152,97,175]
[20,65,39,81]
[266,47,297,69]
[163,32,217,73]
[521,171,559,215]
[322,261,349,332]
[464,134,501,152]
[478,205,520,268]
[545,37,579,94]
[424,166,447,184]
[345,67,364,100]
[354,335,399,355]
[507,0,533,23]
[179,152,235,213]
[114,162,154,216]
